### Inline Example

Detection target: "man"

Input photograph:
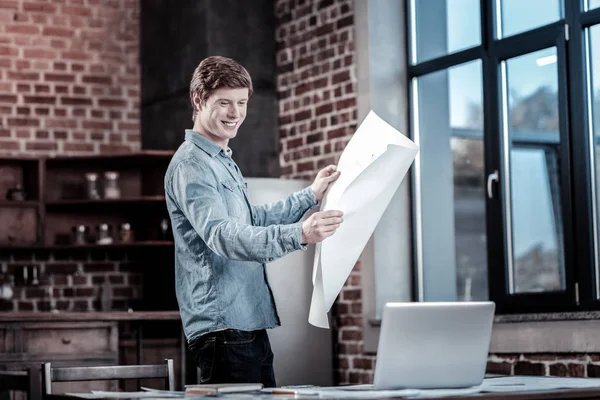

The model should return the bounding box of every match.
[164,56,343,387]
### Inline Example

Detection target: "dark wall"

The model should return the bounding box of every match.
[140,0,280,177]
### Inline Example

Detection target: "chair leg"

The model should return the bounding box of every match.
[27,366,42,400]
[42,363,52,396]
[165,359,175,391]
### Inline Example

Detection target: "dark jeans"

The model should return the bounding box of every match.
[189,329,276,387]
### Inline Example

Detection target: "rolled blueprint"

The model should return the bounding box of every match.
[309,110,419,328]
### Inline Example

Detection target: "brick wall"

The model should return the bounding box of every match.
[488,354,600,378]
[0,0,142,311]
[274,0,371,385]
[0,0,141,155]
[0,248,143,312]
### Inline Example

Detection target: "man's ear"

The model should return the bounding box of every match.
[192,92,202,111]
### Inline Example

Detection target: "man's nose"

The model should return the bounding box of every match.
[228,105,240,118]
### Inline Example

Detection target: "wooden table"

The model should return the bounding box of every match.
[43,387,600,400]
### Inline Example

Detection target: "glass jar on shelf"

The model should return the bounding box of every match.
[103,171,121,199]
[72,225,89,245]
[84,172,100,200]
[119,223,134,243]
[96,223,113,245]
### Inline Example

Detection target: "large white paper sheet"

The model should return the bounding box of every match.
[308,110,419,328]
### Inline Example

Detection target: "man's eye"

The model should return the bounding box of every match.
[220,102,228,106]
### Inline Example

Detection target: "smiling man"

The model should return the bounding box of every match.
[164,56,343,386]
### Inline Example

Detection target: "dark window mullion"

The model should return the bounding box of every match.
[581,6,600,27]
[481,0,508,311]
[567,0,598,308]
[491,21,565,60]
[408,47,482,78]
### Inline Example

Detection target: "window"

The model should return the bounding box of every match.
[407,0,600,314]
[587,0,600,11]
[586,24,600,297]
[412,61,487,302]
[495,0,563,38]
[411,0,481,63]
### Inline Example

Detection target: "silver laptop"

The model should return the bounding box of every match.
[373,301,495,390]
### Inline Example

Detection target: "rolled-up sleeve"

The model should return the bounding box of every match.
[252,186,318,227]
[171,159,304,262]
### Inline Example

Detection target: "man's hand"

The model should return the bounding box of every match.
[311,165,341,202]
[301,210,344,244]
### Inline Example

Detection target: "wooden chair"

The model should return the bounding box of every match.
[42,359,174,395]
[0,366,43,400]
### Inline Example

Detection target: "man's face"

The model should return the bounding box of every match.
[195,87,249,147]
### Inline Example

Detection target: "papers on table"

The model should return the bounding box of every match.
[262,377,600,398]
[308,110,419,328]
[479,375,600,392]
[62,376,600,399]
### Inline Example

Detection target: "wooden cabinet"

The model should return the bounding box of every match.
[0,151,174,249]
[0,321,118,394]
[0,321,118,366]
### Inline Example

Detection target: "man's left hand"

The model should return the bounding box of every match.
[311,164,341,202]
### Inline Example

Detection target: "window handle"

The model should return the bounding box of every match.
[487,170,499,199]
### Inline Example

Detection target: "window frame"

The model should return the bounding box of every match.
[407,0,600,313]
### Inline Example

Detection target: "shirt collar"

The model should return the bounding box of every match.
[185,130,232,157]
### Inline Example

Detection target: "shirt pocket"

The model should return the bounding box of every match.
[220,178,246,219]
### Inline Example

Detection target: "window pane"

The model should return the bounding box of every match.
[496,0,562,38]
[412,0,481,64]
[504,48,566,293]
[587,25,600,294]
[415,60,488,301]
[587,0,600,11]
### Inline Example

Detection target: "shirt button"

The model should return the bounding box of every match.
[268,257,273,262]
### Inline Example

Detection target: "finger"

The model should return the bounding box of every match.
[321,224,340,234]
[320,210,343,217]
[325,170,341,181]
[320,217,343,226]
[318,165,336,177]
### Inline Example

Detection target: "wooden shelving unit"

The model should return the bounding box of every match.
[0,152,175,248]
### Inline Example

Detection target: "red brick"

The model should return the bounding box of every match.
[487,361,513,375]
[514,361,545,376]
[23,2,56,12]
[0,94,17,103]
[7,71,39,80]
[61,97,92,106]
[82,75,112,85]
[286,137,303,149]
[25,141,58,151]
[7,118,39,127]
[23,96,55,105]
[98,98,126,107]
[0,140,19,150]
[5,24,40,35]
[63,142,94,152]
[316,103,333,115]
[294,109,312,122]
[42,26,73,37]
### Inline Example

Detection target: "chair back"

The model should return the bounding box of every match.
[0,366,42,400]
[42,359,174,395]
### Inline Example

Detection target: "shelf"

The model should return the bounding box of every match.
[0,200,39,208]
[0,241,174,250]
[45,151,174,167]
[45,196,166,208]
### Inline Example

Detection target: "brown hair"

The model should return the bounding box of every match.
[189,56,253,121]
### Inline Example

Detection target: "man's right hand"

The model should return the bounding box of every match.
[301,210,344,244]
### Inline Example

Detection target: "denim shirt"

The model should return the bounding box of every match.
[164,130,318,343]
